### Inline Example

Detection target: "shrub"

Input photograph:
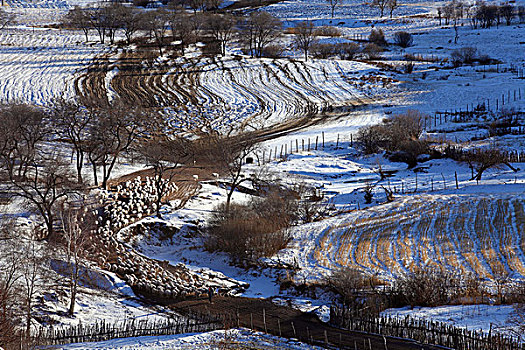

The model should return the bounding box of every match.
[362,43,383,59]
[393,31,413,48]
[133,0,150,7]
[403,62,414,73]
[311,43,337,59]
[205,188,297,264]
[369,28,387,46]
[326,267,368,306]
[313,26,342,37]
[262,44,285,58]
[450,47,477,67]
[391,267,456,307]
[338,42,360,60]
[357,110,428,167]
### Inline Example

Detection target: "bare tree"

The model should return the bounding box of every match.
[58,196,96,316]
[197,134,257,212]
[499,4,515,26]
[293,20,317,61]
[168,10,195,55]
[371,0,388,17]
[51,99,94,184]
[116,4,144,45]
[145,9,170,55]
[20,230,50,337]
[205,13,236,56]
[387,0,399,18]
[462,146,518,181]
[0,219,22,347]
[8,154,77,239]
[63,7,91,42]
[241,11,281,58]
[326,0,341,18]
[85,101,151,189]
[0,104,49,180]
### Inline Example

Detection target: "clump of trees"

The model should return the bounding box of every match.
[371,0,399,17]
[357,110,428,167]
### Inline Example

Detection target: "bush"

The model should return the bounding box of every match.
[403,62,414,73]
[311,43,337,59]
[369,28,386,46]
[133,0,150,7]
[391,267,456,307]
[205,188,297,264]
[313,26,342,37]
[262,44,285,58]
[393,31,413,48]
[450,47,477,67]
[362,43,383,60]
[357,110,428,167]
[338,42,360,60]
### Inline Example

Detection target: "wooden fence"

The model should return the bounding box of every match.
[32,313,221,347]
[330,306,524,350]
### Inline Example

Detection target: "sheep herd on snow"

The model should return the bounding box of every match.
[88,176,247,299]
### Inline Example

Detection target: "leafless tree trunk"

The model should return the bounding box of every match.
[293,20,317,61]
[58,196,96,316]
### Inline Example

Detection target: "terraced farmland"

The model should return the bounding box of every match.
[287,194,525,280]
[75,52,390,132]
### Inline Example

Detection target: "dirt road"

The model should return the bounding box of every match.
[171,296,446,350]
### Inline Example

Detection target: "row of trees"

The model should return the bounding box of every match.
[438,0,525,28]
[64,4,287,57]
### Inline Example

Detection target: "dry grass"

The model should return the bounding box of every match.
[312,195,525,280]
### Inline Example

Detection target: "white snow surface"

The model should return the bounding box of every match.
[51,328,322,349]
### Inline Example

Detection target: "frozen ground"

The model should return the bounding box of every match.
[383,304,522,337]
[52,328,323,350]
[0,0,524,345]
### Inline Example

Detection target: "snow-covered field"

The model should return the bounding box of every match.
[1,0,524,346]
[53,328,322,350]
[383,304,522,337]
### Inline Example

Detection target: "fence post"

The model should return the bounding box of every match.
[322,132,325,148]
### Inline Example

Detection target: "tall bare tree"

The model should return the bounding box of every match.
[0,104,49,179]
[371,0,388,17]
[241,11,281,58]
[145,9,170,55]
[326,0,341,18]
[58,196,96,316]
[293,20,317,61]
[205,13,236,56]
[51,99,94,184]
[63,6,91,42]
[168,10,195,55]
[85,100,151,189]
